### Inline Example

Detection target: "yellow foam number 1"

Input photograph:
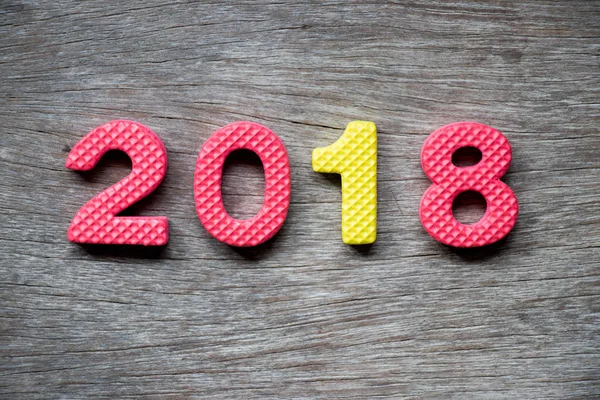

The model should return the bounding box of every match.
[312,121,377,245]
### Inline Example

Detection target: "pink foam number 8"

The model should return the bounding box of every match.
[419,122,519,247]
[66,120,169,246]
[194,121,291,247]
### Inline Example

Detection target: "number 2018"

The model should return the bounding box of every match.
[66,119,518,249]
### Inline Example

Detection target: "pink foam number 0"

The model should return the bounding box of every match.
[194,121,291,247]
[419,122,518,247]
[66,120,169,246]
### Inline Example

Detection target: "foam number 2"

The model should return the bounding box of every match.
[194,121,291,247]
[66,120,169,245]
[420,122,518,247]
[312,121,377,245]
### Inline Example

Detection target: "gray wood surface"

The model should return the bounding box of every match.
[1,1,599,398]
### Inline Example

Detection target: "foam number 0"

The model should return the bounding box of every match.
[312,121,377,245]
[419,122,518,247]
[194,121,291,247]
[66,120,169,245]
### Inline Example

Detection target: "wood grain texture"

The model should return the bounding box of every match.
[1,1,598,398]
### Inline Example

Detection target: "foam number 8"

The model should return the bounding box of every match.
[419,122,518,247]
[312,121,377,245]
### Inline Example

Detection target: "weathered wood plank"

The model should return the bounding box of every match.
[1,0,599,398]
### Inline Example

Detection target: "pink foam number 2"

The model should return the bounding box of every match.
[66,120,169,246]
[419,122,518,247]
[194,121,291,247]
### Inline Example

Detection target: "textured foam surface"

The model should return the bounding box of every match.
[312,121,377,244]
[194,121,291,247]
[66,120,169,246]
[420,121,518,247]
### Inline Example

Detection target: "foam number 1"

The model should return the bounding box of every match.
[419,122,518,247]
[312,121,377,245]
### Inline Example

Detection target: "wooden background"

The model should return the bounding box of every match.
[1,1,598,398]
